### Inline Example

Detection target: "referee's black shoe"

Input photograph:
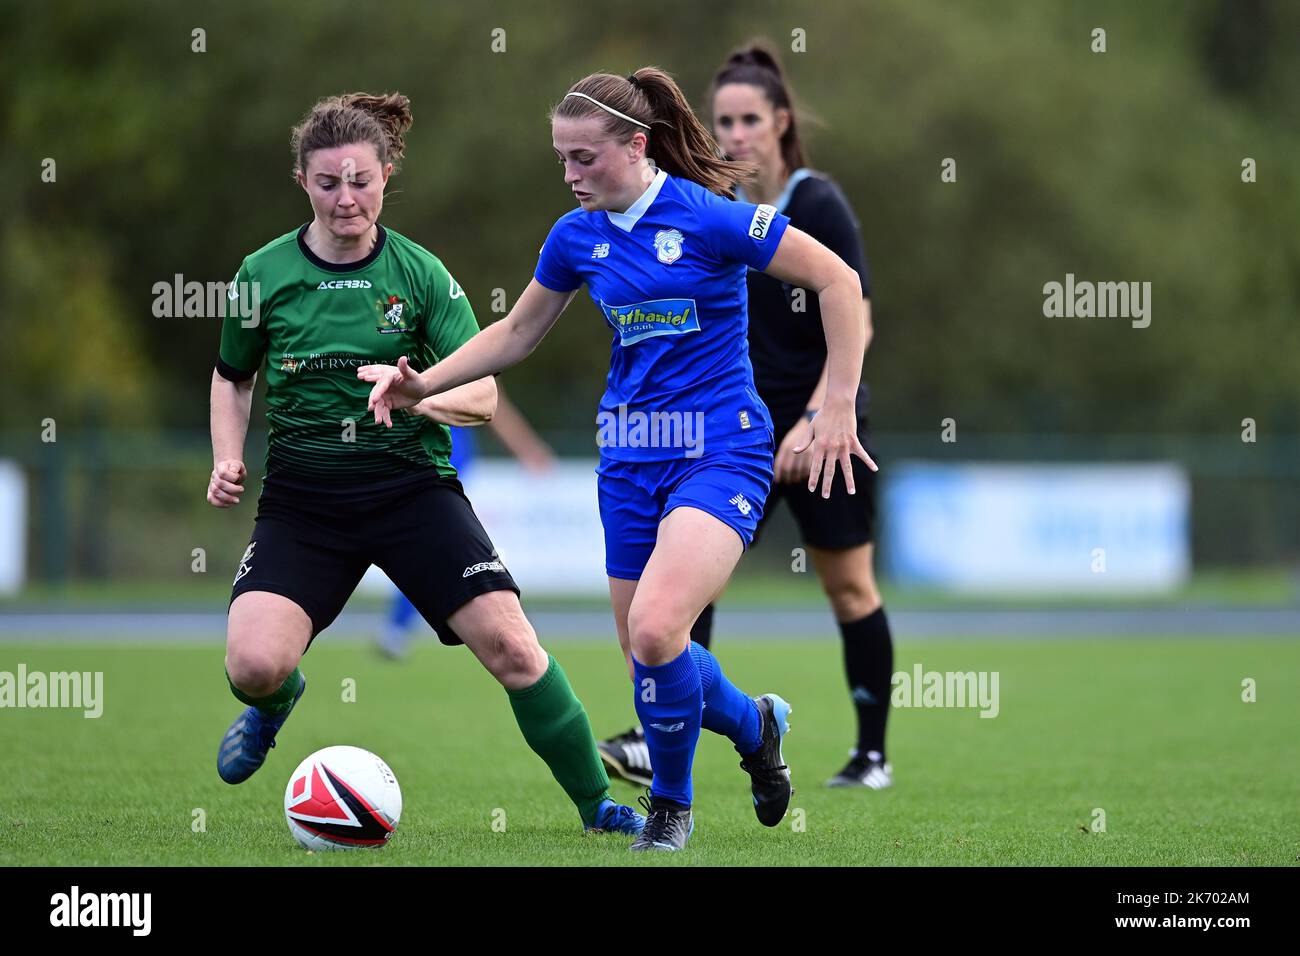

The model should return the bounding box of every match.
[737,693,794,827]
[598,725,654,788]
[826,749,894,789]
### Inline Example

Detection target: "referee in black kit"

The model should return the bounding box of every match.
[599,40,896,791]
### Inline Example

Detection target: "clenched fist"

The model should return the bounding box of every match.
[208,459,246,508]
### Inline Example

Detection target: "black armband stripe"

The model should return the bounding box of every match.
[215,357,256,382]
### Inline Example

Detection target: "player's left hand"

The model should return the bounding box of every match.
[793,397,878,498]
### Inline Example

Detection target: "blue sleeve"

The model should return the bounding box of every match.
[534,218,581,292]
[703,198,790,271]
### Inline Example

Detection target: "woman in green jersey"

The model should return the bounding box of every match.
[208,91,643,837]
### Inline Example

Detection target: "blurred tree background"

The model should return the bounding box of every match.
[2,0,1298,583]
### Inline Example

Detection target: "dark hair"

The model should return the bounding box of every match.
[551,67,753,197]
[709,40,808,172]
[291,92,413,178]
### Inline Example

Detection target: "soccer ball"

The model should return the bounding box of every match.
[284,745,402,851]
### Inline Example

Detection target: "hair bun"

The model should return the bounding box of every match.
[729,44,782,76]
[340,92,413,164]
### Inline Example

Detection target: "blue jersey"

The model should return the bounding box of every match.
[448,424,475,476]
[534,169,790,461]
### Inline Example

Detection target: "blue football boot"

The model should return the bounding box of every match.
[217,674,307,784]
[584,797,647,836]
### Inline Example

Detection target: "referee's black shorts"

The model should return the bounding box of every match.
[228,472,518,646]
[754,411,878,551]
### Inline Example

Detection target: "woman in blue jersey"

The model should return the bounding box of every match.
[601,43,896,792]
[360,68,874,851]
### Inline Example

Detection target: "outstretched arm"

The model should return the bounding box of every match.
[358,280,577,427]
[410,377,498,426]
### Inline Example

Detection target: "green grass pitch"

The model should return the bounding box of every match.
[1,636,1296,866]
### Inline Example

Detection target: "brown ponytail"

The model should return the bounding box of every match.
[290,92,413,178]
[709,40,809,172]
[551,68,753,197]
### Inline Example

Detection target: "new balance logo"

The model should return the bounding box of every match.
[649,721,686,733]
[592,243,610,259]
[729,493,752,517]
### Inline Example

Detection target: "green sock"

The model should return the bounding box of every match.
[507,654,612,826]
[227,666,304,716]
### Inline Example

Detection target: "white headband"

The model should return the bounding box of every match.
[563,91,651,130]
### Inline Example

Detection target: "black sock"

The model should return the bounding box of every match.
[839,606,893,760]
[689,602,715,651]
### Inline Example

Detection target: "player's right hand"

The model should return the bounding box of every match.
[208,459,246,508]
[357,356,425,428]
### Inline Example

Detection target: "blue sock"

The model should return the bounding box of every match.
[632,646,702,807]
[690,641,762,753]
[387,593,418,629]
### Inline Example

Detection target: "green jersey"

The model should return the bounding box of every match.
[217,224,479,486]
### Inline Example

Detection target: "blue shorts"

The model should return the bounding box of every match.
[597,445,775,580]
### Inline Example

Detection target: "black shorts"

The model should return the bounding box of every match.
[229,473,518,646]
[753,412,878,551]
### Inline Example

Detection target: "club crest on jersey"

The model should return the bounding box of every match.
[375,294,414,334]
[653,228,685,265]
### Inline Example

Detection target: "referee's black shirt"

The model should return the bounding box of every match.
[738,169,871,433]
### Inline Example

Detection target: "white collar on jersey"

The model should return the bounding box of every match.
[735,167,813,213]
[605,167,669,232]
